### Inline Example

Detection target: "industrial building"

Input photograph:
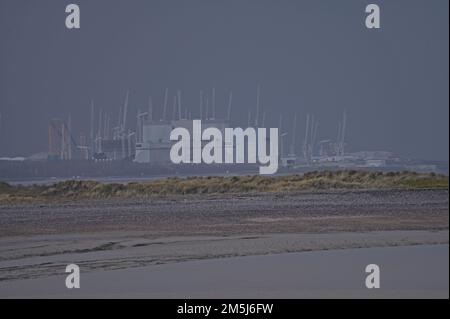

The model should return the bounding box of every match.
[134,120,172,163]
[135,118,231,164]
[21,86,441,173]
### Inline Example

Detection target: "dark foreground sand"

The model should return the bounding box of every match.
[0,188,448,298]
[0,244,448,298]
[0,189,448,237]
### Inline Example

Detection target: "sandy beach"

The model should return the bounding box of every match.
[0,188,448,298]
[0,244,448,299]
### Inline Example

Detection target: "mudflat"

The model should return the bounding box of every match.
[1,244,448,298]
[0,188,448,284]
[0,189,448,237]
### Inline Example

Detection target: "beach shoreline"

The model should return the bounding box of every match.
[1,244,448,299]
[0,188,448,297]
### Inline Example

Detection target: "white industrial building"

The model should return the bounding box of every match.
[134,120,172,163]
[134,118,230,164]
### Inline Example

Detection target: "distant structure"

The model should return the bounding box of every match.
[302,114,319,165]
[335,110,347,157]
[48,118,75,160]
[90,90,135,161]
[279,110,348,167]
[1,85,444,176]
[42,86,354,168]
[135,88,231,164]
[78,132,89,160]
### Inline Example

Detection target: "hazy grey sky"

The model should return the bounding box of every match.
[0,0,448,160]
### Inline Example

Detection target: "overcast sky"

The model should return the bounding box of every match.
[0,0,448,160]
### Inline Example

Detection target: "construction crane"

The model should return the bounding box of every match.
[302,114,319,165]
[335,110,347,157]
[255,84,261,127]
[227,91,233,121]
[48,118,78,160]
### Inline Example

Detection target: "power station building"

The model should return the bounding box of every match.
[134,119,230,164]
[134,120,172,163]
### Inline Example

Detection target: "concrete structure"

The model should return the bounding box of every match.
[134,118,230,164]
[135,121,172,164]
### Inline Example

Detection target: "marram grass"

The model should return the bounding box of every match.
[0,170,448,203]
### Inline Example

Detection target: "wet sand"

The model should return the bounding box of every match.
[0,230,448,282]
[0,188,448,298]
[1,244,448,299]
[0,189,448,237]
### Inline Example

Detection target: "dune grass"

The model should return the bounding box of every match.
[0,170,448,203]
